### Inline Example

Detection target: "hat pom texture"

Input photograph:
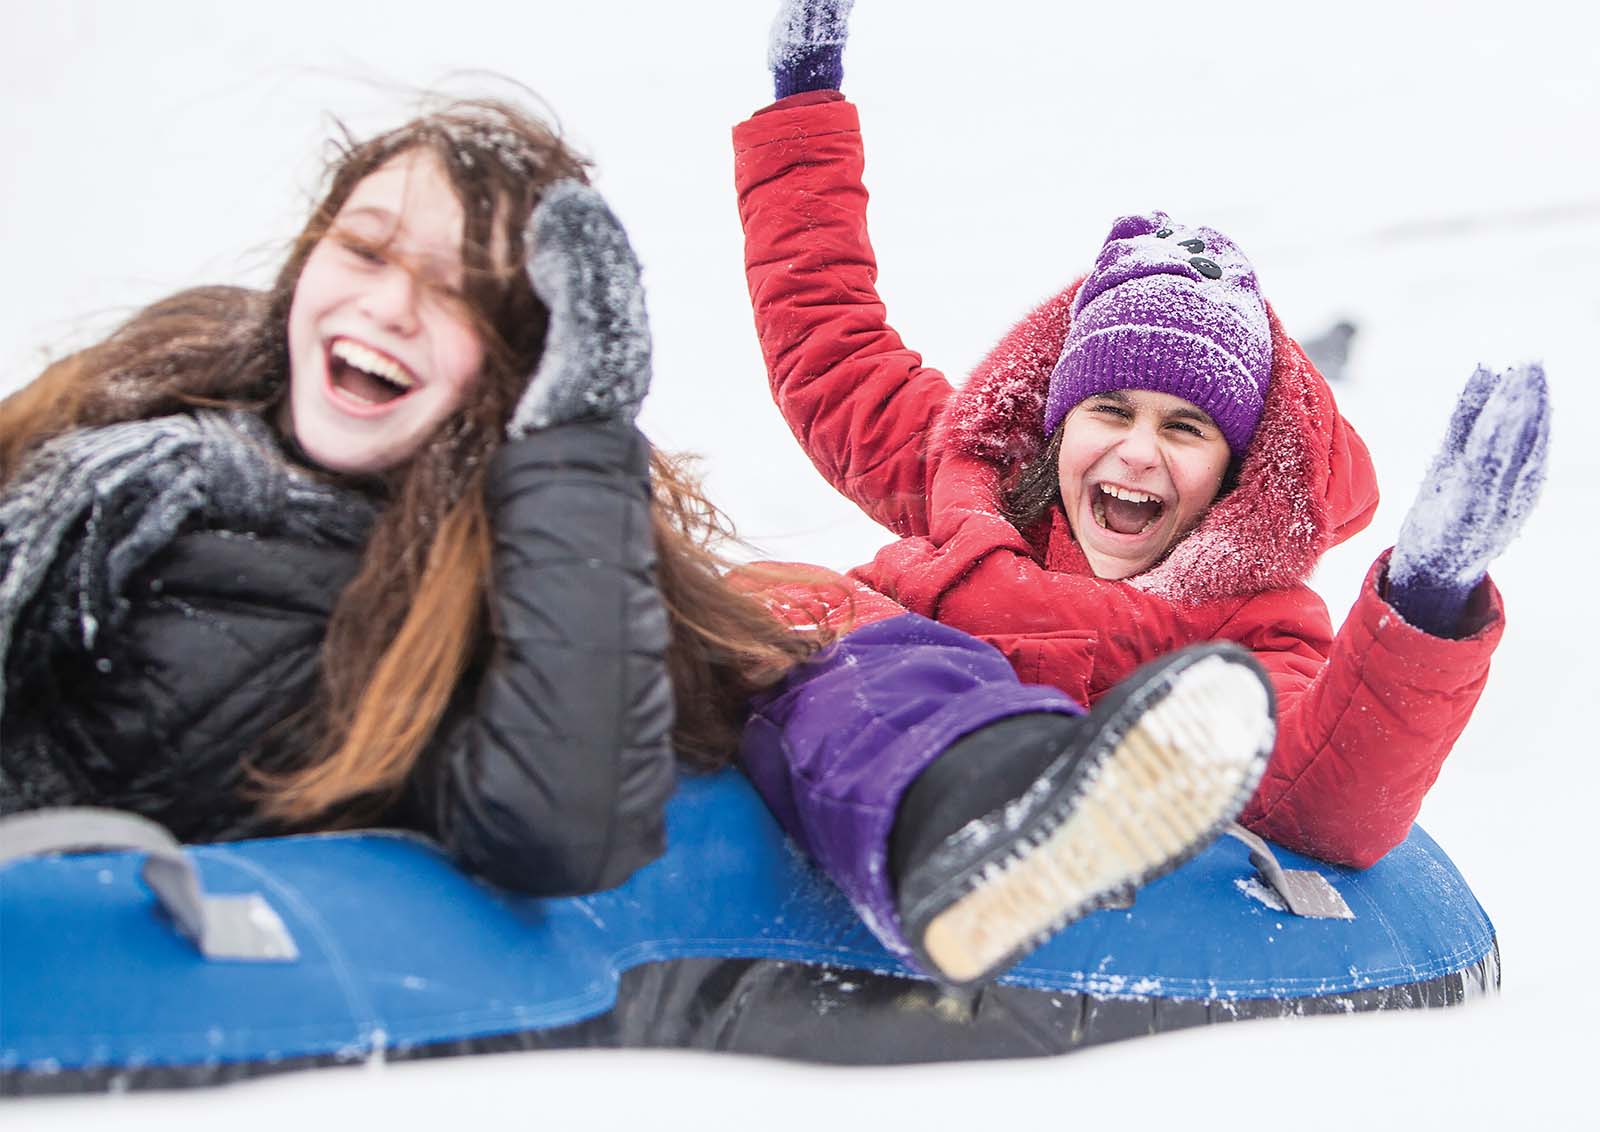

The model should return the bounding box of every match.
[1041,212,1272,455]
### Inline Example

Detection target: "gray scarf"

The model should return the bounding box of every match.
[0,409,375,750]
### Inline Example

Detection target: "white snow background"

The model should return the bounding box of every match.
[3,1,1596,1127]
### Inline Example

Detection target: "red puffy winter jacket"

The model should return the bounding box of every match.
[733,93,1507,869]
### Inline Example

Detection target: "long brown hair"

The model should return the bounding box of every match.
[0,98,817,825]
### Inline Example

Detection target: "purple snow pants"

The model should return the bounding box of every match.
[737,613,1083,959]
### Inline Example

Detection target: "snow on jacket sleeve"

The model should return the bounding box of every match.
[733,92,953,538]
[1229,553,1504,867]
[409,419,676,896]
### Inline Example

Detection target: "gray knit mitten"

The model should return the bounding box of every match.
[507,180,651,438]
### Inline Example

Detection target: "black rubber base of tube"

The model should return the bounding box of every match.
[2,942,1499,1093]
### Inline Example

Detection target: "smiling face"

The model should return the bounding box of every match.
[285,149,486,476]
[1056,389,1232,579]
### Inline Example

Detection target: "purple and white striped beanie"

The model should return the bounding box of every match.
[1042,212,1272,457]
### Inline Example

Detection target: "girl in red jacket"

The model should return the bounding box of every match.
[734,1,1550,986]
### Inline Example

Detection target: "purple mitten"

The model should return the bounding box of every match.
[768,0,855,99]
[1389,363,1550,637]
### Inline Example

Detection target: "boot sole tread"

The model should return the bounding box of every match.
[917,652,1273,985]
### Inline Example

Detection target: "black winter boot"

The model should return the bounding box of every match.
[891,641,1277,987]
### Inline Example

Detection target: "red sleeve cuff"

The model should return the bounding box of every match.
[734,93,860,155]
[753,90,847,116]
[1371,549,1503,643]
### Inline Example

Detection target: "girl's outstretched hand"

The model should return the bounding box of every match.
[1388,363,1550,637]
[507,180,650,438]
[769,0,855,99]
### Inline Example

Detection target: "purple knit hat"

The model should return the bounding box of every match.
[1042,211,1272,456]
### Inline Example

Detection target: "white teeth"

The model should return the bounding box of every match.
[1092,491,1161,535]
[1098,484,1162,505]
[330,339,416,389]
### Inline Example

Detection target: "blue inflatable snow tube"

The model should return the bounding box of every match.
[0,769,1497,1090]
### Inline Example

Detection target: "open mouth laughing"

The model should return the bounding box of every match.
[1090,482,1168,536]
[325,337,418,409]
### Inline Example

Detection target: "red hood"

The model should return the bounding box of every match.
[935,279,1379,605]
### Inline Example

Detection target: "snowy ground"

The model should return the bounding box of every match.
[3,1,1597,1127]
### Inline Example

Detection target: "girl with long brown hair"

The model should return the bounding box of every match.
[0,98,810,895]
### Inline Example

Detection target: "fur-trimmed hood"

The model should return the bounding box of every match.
[934,279,1379,606]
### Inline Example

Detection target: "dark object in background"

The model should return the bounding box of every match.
[1301,319,1358,382]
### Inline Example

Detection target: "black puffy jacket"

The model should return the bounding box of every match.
[0,418,675,897]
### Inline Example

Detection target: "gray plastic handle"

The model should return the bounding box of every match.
[1225,821,1355,921]
[1225,821,1295,897]
[0,807,298,961]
